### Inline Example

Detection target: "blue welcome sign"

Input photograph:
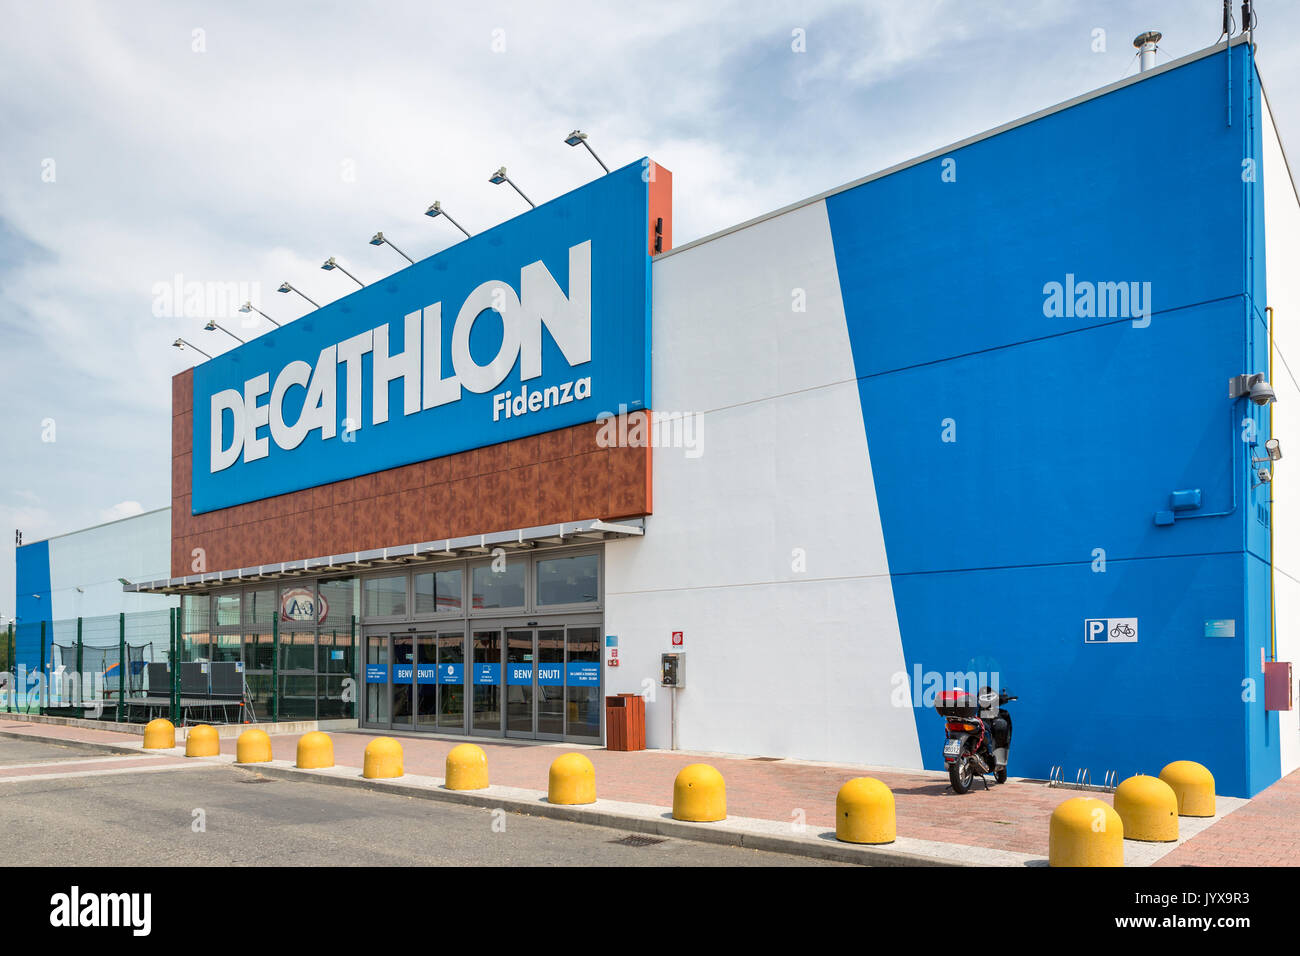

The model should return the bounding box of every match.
[191,161,654,514]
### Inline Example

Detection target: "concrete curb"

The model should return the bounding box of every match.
[0,728,146,756]
[241,759,973,867]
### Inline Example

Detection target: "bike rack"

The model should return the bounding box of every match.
[1046,766,1118,793]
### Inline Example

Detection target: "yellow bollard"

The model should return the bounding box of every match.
[835,777,896,844]
[1158,761,1216,817]
[672,763,726,822]
[363,737,404,779]
[548,753,596,805]
[445,743,489,790]
[1113,774,1179,842]
[142,718,175,750]
[236,728,272,764]
[184,724,219,757]
[1048,797,1124,867]
[296,731,334,769]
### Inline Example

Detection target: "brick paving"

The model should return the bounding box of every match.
[4,716,1298,864]
[1155,768,1300,867]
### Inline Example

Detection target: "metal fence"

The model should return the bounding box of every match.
[1,607,357,724]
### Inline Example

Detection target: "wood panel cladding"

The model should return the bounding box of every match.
[170,369,652,578]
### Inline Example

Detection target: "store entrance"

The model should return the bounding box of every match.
[365,618,601,741]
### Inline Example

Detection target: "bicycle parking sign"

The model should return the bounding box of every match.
[1084,618,1138,644]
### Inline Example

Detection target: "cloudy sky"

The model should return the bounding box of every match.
[3,0,1298,618]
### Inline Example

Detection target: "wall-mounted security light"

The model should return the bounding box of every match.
[321,257,365,288]
[424,200,472,238]
[277,281,320,309]
[172,337,212,359]
[203,319,245,344]
[1229,372,1277,406]
[238,301,280,327]
[564,129,609,173]
[488,167,535,208]
[1254,438,1283,463]
[369,232,414,264]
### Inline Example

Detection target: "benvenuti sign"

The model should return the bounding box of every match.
[191,161,653,514]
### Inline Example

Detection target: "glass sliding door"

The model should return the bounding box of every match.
[470,629,501,735]
[366,634,389,726]
[392,633,414,728]
[416,633,437,729]
[565,625,601,738]
[437,630,465,732]
[537,628,565,737]
[505,628,533,736]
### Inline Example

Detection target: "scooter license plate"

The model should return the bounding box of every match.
[943,739,963,756]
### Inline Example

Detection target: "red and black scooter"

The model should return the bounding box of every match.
[935,686,1017,794]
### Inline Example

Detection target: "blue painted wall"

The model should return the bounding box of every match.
[14,540,51,675]
[826,45,1273,796]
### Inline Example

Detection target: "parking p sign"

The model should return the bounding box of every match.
[1084,618,1138,644]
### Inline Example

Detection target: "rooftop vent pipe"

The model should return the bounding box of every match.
[1133,31,1162,72]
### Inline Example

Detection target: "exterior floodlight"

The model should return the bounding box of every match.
[564,129,609,173]
[424,200,472,238]
[370,232,414,264]
[1229,372,1277,406]
[277,281,320,308]
[321,256,365,288]
[203,319,245,344]
[1254,438,1283,463]
[172,337,212,359]
[238,301,281,327]
[488,167,535,208]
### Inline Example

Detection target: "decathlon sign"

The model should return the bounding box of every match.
[190,161,653,513]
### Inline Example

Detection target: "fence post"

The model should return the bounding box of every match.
[272,613,280,723]
[5,622,13,713]
[168,607,178,724]
[39,621,46,714]
[75,617,83,711]
[117,612,126,723]
[351,615,358,720]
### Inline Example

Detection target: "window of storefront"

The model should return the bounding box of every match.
[536,553,599,606]
[470,558,525,611]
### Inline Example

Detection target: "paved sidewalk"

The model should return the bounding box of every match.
[1,715,1291,866]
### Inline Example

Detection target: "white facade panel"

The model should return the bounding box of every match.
[605,200,922,768]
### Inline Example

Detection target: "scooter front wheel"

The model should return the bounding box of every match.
[949,758,973,794]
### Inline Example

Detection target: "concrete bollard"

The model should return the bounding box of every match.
[235,728,272,764]
[1158,761,1216,817]
[445,743,489,790]
[672,763,726,822]
[296,731,334,769]
[548,752,596,805]
[142,718,175,750]
[1048,796,1124,867]
[184,724,220,757]
[835,777,896,844]
[363,737,404,779]
[1114,774,1179,842]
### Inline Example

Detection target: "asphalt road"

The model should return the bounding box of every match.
[0,751,847,867]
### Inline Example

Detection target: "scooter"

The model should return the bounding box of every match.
[935,686,1016,794]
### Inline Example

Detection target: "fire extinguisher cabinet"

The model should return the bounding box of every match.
[605,693,646,751]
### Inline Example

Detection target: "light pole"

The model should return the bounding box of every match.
[425,200,471,238]
[488,167,535,208]
[203,320,245,344]
[172,337,212,359]
[321,257,365,288]
[239,301,281,327]
[370,232,414,264]
[278,281,320,308]
[564,130,609,173]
